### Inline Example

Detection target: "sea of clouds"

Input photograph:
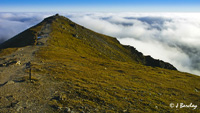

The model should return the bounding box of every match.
[0,12,200,75]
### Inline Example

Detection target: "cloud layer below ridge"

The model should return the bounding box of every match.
[1,12,200,75]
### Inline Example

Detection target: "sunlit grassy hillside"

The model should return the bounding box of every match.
[34,15,200,112]
[0,14,199,112]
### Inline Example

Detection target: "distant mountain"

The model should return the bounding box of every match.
[0,14,199,112]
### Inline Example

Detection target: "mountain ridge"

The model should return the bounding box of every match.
[0,14,177,70]
[0,14,199,112]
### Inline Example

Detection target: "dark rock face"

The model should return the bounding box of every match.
[124,45,177,70]
[145,56,177,70]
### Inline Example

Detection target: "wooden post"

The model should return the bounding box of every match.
[29,67,31,81]
[26,62,31,81]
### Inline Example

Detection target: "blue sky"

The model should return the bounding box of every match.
[1,0,200,12]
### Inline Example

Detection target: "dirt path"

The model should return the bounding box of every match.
[0,23,63,112]
[0,22,51,83]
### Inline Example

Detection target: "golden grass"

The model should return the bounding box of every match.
[0,48,18,57]
[33,16,200,112]
[0,15,199,112]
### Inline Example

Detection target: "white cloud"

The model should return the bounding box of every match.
[1,12,200,75]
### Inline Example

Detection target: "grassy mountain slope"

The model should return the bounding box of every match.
[0,14,199,112]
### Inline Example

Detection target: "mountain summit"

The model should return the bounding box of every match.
[0,14,176,70]
[0,14,199,112]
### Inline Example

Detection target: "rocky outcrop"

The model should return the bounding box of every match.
[124,45,177,70]
[145,55,177,70]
